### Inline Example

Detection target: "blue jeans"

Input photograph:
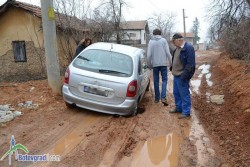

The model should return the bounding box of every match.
[153,66,168,101]
[173,76,191,115]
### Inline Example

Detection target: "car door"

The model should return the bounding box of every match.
[137,51,150,98]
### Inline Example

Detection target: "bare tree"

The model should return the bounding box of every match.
[53,0,92,62]
[207,26,219,44]
[90,4,115,42]
[148,12,176,41]
[207,0,250,59]
[94,0,128,44]
[207,0,249,41]
[109,0,127,44]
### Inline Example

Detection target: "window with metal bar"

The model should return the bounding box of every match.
[12,41,27,62]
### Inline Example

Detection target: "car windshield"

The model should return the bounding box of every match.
[73,49,133,77]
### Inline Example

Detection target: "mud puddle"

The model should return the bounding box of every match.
[130,133,180,167]
[188,61,220,166]
[29,113,105,167]
[189,110,216,166]
[51,114,102,154]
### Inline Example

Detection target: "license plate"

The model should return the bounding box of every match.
[83,86,108,97]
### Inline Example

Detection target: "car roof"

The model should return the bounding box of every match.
[85,42,143,57]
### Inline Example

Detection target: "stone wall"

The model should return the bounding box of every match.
[0,41,68,82]
[0,41,46,82]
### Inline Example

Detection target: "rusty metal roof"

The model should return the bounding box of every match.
[0,0,86,31]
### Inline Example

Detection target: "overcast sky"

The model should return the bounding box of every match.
[0,0,209,42]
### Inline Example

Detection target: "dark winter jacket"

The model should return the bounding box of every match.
[74,44,87,57]
[171,42,196,80]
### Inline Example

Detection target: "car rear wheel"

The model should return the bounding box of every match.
[132,107,138,116]
[65,102,75,108]
[130,100,139,116]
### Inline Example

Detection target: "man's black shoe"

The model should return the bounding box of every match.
[169,108,182,113]
[178,114,190,119]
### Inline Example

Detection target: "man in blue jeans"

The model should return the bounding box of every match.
[169,33,196,119]
[147,29,172,105]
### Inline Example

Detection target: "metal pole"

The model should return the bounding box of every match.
[40,0,61,94]
[183,9,187,40]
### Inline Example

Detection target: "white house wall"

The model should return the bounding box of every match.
[122,30,146,44]
[123,30,141,40]
[110,29,147,45]
[140,29,146,44]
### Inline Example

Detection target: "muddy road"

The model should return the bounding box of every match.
[0,50,229,167]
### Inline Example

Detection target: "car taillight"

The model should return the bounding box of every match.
[126,80,137,97]
[64,68,70,84]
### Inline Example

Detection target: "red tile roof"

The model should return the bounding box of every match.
[180,32,194,38]
[0,0,41,17]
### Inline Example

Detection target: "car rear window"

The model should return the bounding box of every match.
[73,49,133,77]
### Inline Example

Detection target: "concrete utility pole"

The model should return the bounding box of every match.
[40,0,61,94]
[183,9,187,40]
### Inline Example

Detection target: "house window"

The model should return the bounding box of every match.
[12,41,27,62]
[129,33,136,37]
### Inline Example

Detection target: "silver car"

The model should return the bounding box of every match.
[62,42,150,116]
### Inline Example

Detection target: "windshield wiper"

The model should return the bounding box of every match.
[99,69,127,75]
[78,56,91,61]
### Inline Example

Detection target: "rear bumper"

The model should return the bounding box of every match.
[62,85,137,115]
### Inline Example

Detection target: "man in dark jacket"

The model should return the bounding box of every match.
[169,33,195,119]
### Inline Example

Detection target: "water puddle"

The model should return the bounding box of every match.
[131,133,180,167]
[199,64,213,87]
[206,73,211,79]
[191,63,213,94]
[206,92,211,103]
[50,114,99,155]
[198,64,211,74]
[191,80,201,94]
[30,114,102,167]
[189,110,215,166]
[206,73,213,87]
[53,132,82,155]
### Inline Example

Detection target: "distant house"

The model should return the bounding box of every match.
[120,20,149,45]
[198,43,206,51]
[0,0,95,82]
[180,32,194,45]
[119,20,149,45]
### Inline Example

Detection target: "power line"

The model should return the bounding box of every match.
[146,0,162,12]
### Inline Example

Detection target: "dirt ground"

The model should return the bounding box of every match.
[193,51,250,167]
[0,50,249,167]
